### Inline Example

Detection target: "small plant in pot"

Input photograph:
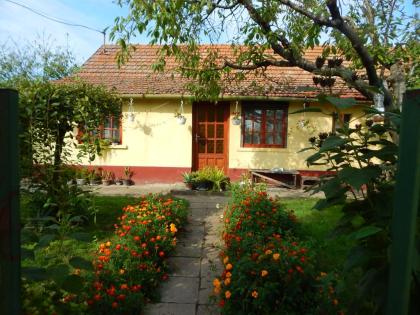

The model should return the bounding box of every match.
[76,167,89,185]
[115,177,123,185]
[182,172,198,189]
[123,167,134,186]
[89,168,102,185]
[101,170,114,186]
[231,111,241,125]
[174,112,187,125]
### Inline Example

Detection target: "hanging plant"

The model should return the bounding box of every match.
[175,98,187,125]
[231,100,241,125]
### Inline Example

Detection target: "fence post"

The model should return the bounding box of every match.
[0,89,20,314]
[387,89,420,315]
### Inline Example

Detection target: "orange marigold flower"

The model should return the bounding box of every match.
[251,290,258,298]
[225,263,233,271]
[261,270,268,277]
[273,253,280,260]
[265,249,273,255]
[213,287,221,294]
[224,278,231,286]
[223,256,229,264]
[119,269,125,275]
[111,302,118,308]
[105,241,111,247]
[170,223,178,233]
[213,278,221,287]
[225,272,232,278]
[225,291,232,299]
[333,299,339,306]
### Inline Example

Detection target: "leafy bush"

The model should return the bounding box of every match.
[213,185,341,314]
[182,166,230,191]
[85,194,188,314]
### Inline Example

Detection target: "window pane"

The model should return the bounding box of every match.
[207,125,214,138]
[267,110,275,119]
[199,124,205,137]
[244,133,252,144]
[198,140,205,153]
[275,133,282,145]
[253,120,261,133]
[104,118,111,128]
[275,110,284,121]
[112,118,119,129]
[253,133,261,144]
[207,140,214,153]
[276,120,283,132]
[216,124,224,138]
[266,120,274,132]
[112,130,120,141]
[266,134,274,144]
[103,129,111,139]
[245,119,253,132]
[216,140,223,153]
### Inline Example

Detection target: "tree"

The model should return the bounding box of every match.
[111,0,419,110]
[0,36,78,86]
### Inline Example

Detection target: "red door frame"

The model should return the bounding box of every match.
[192,101,229,173]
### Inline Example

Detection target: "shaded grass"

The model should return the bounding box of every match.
[280,197,360,307]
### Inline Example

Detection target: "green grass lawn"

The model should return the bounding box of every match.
[281,197,359,305]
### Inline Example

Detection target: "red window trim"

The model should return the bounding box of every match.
[241,102,288,148]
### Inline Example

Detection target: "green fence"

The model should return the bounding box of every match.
[387,89,420,315]
[0,89,20,314]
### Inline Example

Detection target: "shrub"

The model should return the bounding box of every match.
[214,185,342,314]
[85,194,188,314]
[182,166,230,191]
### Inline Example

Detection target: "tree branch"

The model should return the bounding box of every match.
[274,0,332,26]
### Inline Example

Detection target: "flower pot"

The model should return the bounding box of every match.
[122,179,132,186]
[90,179,100,185]
[232,117,241,125]
[177,116,187,125]
[102,179,112,186]
[76,178,86,185]
[115,180,123,185]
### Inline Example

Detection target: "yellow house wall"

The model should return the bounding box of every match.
[76,98,193,168]
[73,98,367,172]
[228,101,366,171]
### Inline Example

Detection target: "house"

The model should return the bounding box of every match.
[64,44,369,184]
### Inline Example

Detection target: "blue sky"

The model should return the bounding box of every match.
[0,0,146,63]
[1,0,417,65]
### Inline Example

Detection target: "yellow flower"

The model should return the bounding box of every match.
[226,263,233,271]
[73,268,81,275]
[223,256,229,264]
[105,241,111,247]
[170,223,177,233]
[224,278,231,286]
[225,290,231,299]
[261,270,268,277]
[213,278,221,287]
[225,272,232,278]
[320,272,327,277]
[251,290,258,298]
[273,253,280,260]
[119,269,125,275]
[265,249,273,255]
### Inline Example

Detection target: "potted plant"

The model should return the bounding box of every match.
[231,112,241,125]
[115,177,123,185]
[102,171,114,186]
[89,168,102,185]
[76,167,88,185]
[182,172,198,189]
[174,112,187,125]
[123,167,134,186]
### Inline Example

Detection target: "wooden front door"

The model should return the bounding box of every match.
[192,102,229,172]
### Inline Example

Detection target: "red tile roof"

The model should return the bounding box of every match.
[61,44,366,100]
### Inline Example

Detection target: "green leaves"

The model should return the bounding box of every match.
[319,136,347,153]
[69,257,93,271]
[338,166,382,189]
[61,275,84,294]
[349,226,382,240]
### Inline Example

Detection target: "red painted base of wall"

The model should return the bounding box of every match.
[85,166,191,184]
[83,166,334,185]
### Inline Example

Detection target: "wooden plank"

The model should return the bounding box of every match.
[251,171,295,189]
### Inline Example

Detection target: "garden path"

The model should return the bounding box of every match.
[144,195,228,315]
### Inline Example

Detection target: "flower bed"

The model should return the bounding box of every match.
[213,186,342,315]
[85,194,188,314]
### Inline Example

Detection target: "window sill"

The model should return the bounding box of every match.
[107,144,128,150]
[237,147,290,153]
